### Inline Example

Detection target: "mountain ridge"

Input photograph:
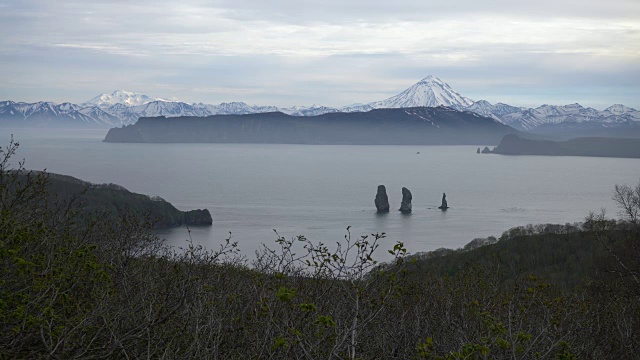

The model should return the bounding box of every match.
[2,76,639,131]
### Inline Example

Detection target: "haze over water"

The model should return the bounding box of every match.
[8,129,640,259]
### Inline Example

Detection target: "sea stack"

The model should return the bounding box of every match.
[438,193,449,211]
[374,185,390,213]
[477,147,481,154]
[399,187,412,214]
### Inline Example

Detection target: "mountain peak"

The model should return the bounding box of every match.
[84,90,169,107]
[365,76,474,109]
[417,75,443,84]
[110,90,134,95]
[605,104,636,115]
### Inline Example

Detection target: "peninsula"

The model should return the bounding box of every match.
[491,134,640,159]
[104,107,520,145]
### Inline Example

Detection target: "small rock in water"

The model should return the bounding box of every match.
[438,192,449,211]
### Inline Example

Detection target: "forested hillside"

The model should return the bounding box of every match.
[13,171,212,228]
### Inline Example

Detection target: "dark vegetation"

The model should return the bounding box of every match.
[2,138,640,359]
[406,221,635,290]
[24,171,212,228]
[104,107,521,145]
[492,134,640,158]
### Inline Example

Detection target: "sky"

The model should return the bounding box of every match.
[0,0,639,109]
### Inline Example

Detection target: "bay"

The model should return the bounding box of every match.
[5,129,639,260]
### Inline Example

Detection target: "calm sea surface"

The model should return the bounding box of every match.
[6,129,640,260]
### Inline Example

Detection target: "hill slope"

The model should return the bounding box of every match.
[33,172,212,228]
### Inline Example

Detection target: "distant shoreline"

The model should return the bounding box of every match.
[490,134,640,159]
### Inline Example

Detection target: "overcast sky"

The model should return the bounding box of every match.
[1,0,639,109]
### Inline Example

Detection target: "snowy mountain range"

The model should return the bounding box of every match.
[1,76,639,131]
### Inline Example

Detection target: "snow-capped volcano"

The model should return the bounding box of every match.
[344,75,474,112]
[84,90,170,108]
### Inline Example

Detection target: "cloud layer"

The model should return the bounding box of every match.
[1,0,639,109]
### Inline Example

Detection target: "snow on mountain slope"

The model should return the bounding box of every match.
[463,100,501,120]
[205,102,266,115]
[604,104,640,119]
[464,101,526,118]
[343,75,474,112]
[130,101,200,117]
[0,100,120,127]
[84,90,169,108]
[461,100,640,131]
[75,106,122,126]
[280,105,340,116]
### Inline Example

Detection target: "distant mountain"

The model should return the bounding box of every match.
[84,90,171,108]
[464,100,526,120]
[104,107,521,145]
[466,100,640,131]
[0,100,120,127]
[1,76,639,133]
[343,75,474,112]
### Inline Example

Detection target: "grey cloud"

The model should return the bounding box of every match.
[0,0,638,109]
[211,0,640,23]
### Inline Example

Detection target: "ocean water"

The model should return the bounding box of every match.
[6,129,640,260]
